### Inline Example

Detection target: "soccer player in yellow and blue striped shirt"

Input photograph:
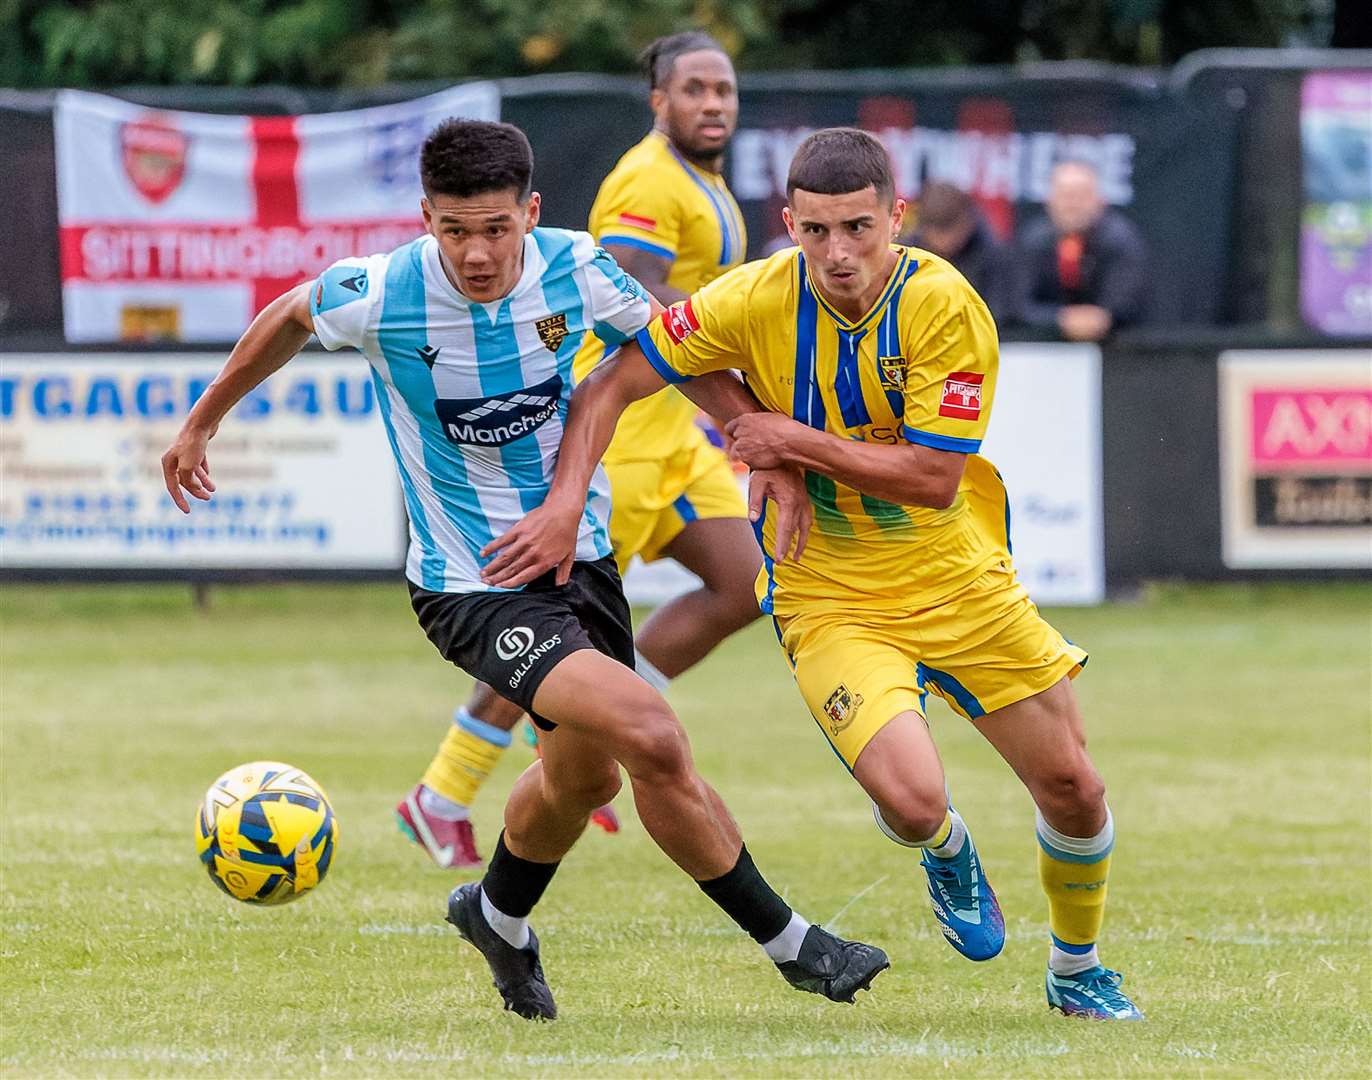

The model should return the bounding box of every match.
[398,32,764,870]
[486,128,1143,1021]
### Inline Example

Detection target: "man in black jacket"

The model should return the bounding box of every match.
[903,182,1016,327]
[1014,161,1147,341]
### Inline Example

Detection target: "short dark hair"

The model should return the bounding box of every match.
[916,182,974,229]
[640,31,728,91]
[786,128,895,206]
[420,119,533,201]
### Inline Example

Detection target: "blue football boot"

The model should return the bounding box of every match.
[919,832,1005,961]
[1046,965,1144,1020]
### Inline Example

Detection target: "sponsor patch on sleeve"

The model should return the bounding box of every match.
[939,372,984,420]
[662,299,700,344]
[618,212,657,231]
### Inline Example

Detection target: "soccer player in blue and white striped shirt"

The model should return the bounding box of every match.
[161,119,886,1019]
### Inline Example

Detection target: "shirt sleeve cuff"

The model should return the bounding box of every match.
[635,328,693,384]
[309,318,346,351]
[902,425,981,453]
[600,234,677,262]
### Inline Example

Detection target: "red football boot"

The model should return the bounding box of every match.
[395,784,483,869]
[589,804,621,834]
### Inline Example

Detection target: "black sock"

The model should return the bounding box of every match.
[697,845,793,945]
[481,831,559,918]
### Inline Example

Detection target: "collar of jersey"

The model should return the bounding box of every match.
[423,233,542,312]
[805,246,910,334]
[654,130,727,189]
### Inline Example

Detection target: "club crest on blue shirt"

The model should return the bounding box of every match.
[536,312,570,353]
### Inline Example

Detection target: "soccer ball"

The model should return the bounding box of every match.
[195,761,338,905]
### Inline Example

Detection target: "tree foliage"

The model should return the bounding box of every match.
[0,0,1334,88]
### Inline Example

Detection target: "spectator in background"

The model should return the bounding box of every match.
[1015,161,1147,341]
[902,181,1015,325]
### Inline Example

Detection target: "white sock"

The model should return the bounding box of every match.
[418,784,469,822]
[761,910,811,963]
[479,886,530,950]
[1035,805,1114,860]
[1050,942,1100,977]
[927,809,968,859]
[633,647,670,692]
[871,803,968,857]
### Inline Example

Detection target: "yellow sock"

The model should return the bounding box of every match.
[1036,807,1113,959]
[421,709,511,808]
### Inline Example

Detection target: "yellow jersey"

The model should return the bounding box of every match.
[637,245,1006,616]
[573,130,747,462]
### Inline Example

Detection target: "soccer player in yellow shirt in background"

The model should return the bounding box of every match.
[484,127,1144,1022]
[396,32,764,869]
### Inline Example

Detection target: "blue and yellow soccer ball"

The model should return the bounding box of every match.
[195,761,337,905]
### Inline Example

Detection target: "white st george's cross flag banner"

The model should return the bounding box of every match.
[54,83,499,343]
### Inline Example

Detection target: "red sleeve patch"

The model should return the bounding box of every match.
[939,372,984,420]
[662,299,700,344]
[618,212,657,231]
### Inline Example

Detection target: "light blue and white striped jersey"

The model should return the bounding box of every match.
[309,229,653,593]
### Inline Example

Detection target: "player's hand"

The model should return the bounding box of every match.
[748,466,811,562]
[724,412,803,471]
[480,500,581,588]
[161,424,218,513]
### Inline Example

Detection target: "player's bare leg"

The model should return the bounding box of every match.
[851,712,1005,961]
[408,516,759,858]
[448,647,890,1020]
[972,677,1105,835]
[527,650,739,876]
[972,676,1141,1018]
[633,516,762,680]
[851,712,950,843]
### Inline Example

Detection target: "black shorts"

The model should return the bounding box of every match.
[408,556,635,730]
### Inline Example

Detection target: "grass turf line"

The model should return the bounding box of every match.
[1,582,1369,1077]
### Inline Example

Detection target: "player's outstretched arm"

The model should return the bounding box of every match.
[725,412,966,509]
[161,283,315,512]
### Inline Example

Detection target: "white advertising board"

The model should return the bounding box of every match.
[1219,350,1372,569]
[980,342,1104,605]
[0,354,405,569]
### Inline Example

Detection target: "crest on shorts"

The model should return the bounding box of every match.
[536,312,570,353]
[878,355,906,391]
[822,684,863,736]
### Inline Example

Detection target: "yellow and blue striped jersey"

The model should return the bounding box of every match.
[574,130,747,461]
[637,245,1007,615]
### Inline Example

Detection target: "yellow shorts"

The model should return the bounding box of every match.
[774,561,1088,768]
[605,429,748,573]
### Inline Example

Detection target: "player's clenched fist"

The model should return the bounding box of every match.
[724,412,806,471]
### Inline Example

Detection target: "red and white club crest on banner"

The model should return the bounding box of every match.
[119,115,189,205]
[939,372,984,420]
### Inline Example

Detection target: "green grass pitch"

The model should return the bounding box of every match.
[2,581,1369,1077]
